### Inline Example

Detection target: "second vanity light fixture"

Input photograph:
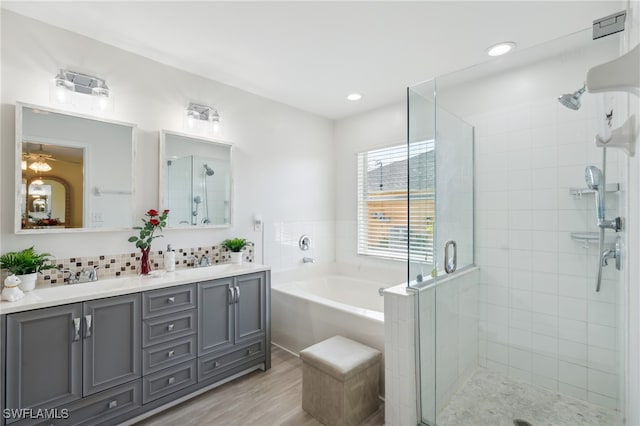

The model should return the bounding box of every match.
[184,103,221,134]
[51,69,112,111]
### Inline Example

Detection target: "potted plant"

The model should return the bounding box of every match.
[0,246,56,291]
[222,238,247,264]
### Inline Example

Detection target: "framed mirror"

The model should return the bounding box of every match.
[16,102,135,233]
[160,130,233,228]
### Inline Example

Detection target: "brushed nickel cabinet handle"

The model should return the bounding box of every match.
[167,296,175,304]
[167,350,175,358]
[168,376,175,385]
[235,285,240,303]
[72,317,81,342]
[167,324,175,331]
[228,286,234,304]
[108,400,117,409]
[84,315,92,338]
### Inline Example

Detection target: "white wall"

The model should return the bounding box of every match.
[1,10,335,267]
[333,100,407,284]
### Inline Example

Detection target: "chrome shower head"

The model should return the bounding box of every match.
[585,165,602,189]
[558,84,586,110]
[203,164,215,176]
[585,165,605,221]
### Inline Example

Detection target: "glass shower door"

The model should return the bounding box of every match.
[409,78,475,425]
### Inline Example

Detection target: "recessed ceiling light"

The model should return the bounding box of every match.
[347,93,362,101]
[486,41,516,57]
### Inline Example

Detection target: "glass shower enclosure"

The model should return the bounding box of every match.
[409,27,626,425]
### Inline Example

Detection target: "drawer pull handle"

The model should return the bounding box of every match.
[108,400,118,409]
[247,347,256,356]
[167,350,175,358]
[167,296,175,304]
[167,324,175,331]
[213,361,220,368]
[168,376,176,385]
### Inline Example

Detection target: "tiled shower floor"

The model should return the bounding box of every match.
[437,368,622,426]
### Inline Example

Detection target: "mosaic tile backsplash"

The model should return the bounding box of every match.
[2,243,254,288]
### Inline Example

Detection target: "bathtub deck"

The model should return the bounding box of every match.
[135,345,385,426]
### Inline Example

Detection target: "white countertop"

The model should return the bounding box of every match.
[0,263,271,315]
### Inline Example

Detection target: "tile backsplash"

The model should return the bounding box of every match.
[2,242,254,287]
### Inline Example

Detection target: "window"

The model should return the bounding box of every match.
[357,141,434,262]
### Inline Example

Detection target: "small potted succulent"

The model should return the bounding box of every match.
[0,246,56,291]
[222,238,247,264]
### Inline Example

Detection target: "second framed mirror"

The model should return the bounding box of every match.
[160,130,233,228]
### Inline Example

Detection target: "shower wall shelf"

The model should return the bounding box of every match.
[570,231,616,248]
[571,232,600,243]
[569,183,619,198]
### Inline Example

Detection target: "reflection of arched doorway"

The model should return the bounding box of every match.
[24,176,73,228]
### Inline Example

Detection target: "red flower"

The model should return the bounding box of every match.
[147,209,159,217]
[149,219,160,226]
[163,209,170,214]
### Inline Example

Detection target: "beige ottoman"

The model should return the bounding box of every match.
[300,336,381,426]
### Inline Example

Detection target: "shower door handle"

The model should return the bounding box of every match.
[444,240,457,274]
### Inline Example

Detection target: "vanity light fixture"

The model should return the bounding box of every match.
[184,103,221,134]
[347,93,362,101]
[51,69,112,111]
[31,178,44,185]
[486,41,517,57]
[21,160,27,171]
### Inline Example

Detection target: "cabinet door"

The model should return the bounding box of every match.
[234,272,266,345]
[6,304,83,417]
[198,278,234,356]
[83,294,141,396]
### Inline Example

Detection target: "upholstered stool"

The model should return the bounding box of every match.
[300,336,381,426]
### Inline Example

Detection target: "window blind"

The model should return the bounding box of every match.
[357,141,435,262]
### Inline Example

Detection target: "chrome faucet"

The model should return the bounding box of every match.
[63,266,99,284]
[192,255,211,268]
[302,257,314,264]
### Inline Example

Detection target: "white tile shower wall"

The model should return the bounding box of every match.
[264,220,335,270]
[385,267,480,425]
[471,95,624,410]
[384,285,418,426]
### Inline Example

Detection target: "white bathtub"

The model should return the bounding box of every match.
[271,269,387,393]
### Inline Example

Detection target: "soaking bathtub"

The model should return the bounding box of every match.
[271,268,388,393]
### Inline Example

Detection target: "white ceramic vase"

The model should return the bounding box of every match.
[16,272,38,292]
[230,252,243,264]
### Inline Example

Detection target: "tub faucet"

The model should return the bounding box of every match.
[303,257,314,264]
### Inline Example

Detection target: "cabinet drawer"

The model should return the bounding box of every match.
[142,310,196,347]
[142,335,196,375]
[142,360,197,404]
[8,380,141,426]
[198,339,265,382]
[143,284,196,319]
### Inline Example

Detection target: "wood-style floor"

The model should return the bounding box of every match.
[135,345,385,426]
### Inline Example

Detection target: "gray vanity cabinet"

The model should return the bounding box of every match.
[4,294,141,423]
[197,277,234,356]
[234,272,267,344]
[82,294,141,396]
[5,304,83,420]
[197,272,269,382]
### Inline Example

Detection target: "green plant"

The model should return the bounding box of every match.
[128,209,170,250]
[0,246,56,275]
[222,238,247,253]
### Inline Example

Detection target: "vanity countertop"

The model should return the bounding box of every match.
[0,263,270,315]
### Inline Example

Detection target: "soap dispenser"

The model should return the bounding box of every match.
[164,245,176,272]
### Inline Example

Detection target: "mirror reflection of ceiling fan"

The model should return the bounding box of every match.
[22,142,82,172]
